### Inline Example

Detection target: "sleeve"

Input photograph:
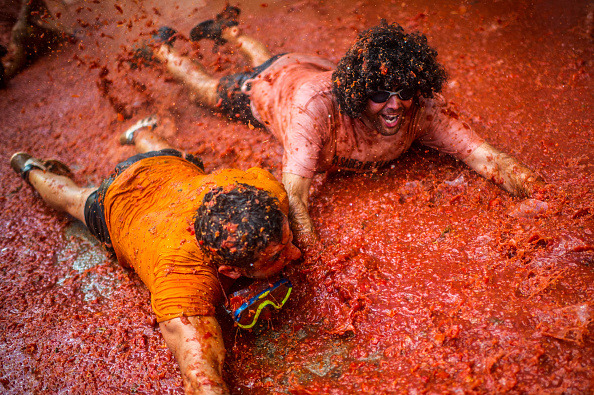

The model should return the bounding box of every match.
[415,95,485,161]
[281,89,334,179]
[151,249,221,323]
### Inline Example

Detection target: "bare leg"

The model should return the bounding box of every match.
[221,26,272,67]
[28,170,94,223]
[121,115,179,153]
[153,45,220,107]
[132,127,175,153]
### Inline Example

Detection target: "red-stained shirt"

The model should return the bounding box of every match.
[246,53,484,178]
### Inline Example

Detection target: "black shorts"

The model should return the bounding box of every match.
[216,53,286,124]
[84,149,204,252]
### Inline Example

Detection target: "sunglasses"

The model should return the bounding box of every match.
[369,87,416,103]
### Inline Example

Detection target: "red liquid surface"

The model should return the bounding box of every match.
[0,0,592,393]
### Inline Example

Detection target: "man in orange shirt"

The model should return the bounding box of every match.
[10,117,301,395]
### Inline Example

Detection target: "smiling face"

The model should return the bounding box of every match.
[360,93,416,136]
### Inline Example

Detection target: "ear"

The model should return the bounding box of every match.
[218,265,243,279]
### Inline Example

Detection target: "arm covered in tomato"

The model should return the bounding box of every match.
[463,141,545,197]
[282,172,319,246]
[159,316,229,395]
[417,95,545,197]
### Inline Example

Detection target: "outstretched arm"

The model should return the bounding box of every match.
[159,316,228,395]
[463,142,545,197]
[282,172,319,246]
[417,97,545,198]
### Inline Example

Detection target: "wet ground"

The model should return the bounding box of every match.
[0,0,592,393]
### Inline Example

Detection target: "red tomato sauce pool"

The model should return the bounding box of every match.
[0,0,592,393]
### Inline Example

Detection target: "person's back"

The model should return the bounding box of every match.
[104,155,290,322]
[247,53,335,136]
[104,155,219,320]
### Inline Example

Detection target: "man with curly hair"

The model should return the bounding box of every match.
[10,118,301,395]
[148,7,544,245]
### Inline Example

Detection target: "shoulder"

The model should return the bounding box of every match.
[414,93,459,129]
[292,72,335,110]
[417,93,447,114]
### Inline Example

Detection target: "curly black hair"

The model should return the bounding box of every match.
[332,21,448,118]
[194,184,284,269]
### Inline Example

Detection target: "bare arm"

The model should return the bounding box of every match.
[159,316,229,395]
[463,142,545,197]
[416,95,545,197]
[282,172,319,245]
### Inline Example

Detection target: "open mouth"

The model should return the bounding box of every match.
[381,113,401,128]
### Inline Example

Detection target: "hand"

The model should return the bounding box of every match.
[520,173,546,197]
[464,142,545,198]
[293,227,321,250]
[282,172,319,244]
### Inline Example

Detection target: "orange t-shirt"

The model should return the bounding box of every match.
[102,155,288,322]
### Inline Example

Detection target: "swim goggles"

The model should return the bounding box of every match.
[226,277,293,329]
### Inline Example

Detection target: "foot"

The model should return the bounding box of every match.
[131,27,177,65]
[189,5,240,44]
[10,152,72,183]
[119,115,158,145]
[153,26,177,46]
[226,277,292,329]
